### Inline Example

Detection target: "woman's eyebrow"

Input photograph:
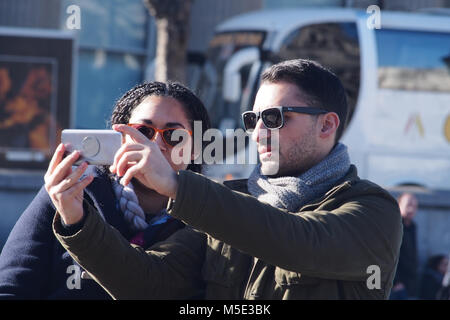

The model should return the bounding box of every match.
[139,119,185,128]
[165,122,185,128]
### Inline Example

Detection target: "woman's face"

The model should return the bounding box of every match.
[127,95,193,172]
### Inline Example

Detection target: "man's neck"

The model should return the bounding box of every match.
[276,150,331,178]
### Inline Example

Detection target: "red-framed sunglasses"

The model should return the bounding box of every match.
[127,123,192,147]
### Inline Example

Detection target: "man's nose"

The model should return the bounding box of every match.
[251,118,270,143]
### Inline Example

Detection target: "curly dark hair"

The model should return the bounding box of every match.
[110,81,211,173]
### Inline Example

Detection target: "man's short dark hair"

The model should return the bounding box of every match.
[261,59,349,143]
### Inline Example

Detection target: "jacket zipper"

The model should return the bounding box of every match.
[243,257,259,299]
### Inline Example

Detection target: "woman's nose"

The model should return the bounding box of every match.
[153,131,167,151]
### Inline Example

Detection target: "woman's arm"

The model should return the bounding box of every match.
[0,186,55,298]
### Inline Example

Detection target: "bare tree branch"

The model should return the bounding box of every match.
[143,0,193,83]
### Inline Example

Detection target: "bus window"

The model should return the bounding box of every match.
[196,31,265,129]
[376,29,450,92]
[277,22,360,127]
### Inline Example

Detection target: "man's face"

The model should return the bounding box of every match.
[398,194,418,221]
[251,81,322,177]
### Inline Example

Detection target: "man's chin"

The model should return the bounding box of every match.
[260,160,280,177]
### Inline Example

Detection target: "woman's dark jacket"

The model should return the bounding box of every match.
[0,166,183,299]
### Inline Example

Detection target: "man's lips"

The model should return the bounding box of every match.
[258,145,272,154]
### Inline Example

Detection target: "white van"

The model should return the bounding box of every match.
[195,8,450,190]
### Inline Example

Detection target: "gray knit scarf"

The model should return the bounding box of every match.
[247,143,351,212]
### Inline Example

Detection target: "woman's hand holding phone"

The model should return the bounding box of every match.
[44,143,93,225]
[45,122,178,225]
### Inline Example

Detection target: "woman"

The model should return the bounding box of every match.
[0,81,211,299]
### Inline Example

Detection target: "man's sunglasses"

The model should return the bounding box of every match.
[127,123,192,147]
[242,106,328,132]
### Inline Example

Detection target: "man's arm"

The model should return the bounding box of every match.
[53,203,206,300]
[168,170,403,282]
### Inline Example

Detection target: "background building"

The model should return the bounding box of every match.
[0,0,154,248]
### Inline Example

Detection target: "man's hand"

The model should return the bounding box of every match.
[44,144,93,225]
[110,124,178,199]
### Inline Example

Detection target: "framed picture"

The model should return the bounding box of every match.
[0,27,75,170]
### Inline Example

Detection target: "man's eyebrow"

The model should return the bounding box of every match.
[139,119,185,128]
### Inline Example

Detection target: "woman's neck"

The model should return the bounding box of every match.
[132,178,168,215]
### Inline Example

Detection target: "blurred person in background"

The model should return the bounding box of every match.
[0,81,210,299]
[390,192,419,300]
[419,254,449,300]
[437,254,450,300]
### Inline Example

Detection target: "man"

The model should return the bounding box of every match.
[48,59,403,299]
[391,193,419,299]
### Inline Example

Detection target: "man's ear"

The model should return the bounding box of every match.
[319,112,340,139]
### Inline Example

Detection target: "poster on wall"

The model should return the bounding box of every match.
[0,28,74,170]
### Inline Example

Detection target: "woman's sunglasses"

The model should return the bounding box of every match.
[127,123,192,147]
[242,106,328,132]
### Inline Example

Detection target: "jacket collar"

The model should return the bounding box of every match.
[223,178,249,194]
[299,165,358,211]
[223,165,360,211]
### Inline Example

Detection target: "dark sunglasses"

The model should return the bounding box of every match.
[127,123,192,147]
[242,106,328,132]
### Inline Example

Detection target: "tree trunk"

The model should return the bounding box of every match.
[144,0,193,84]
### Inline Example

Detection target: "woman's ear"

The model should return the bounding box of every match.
[319,112,340,139]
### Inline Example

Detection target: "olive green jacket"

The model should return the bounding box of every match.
[53,165,403,299]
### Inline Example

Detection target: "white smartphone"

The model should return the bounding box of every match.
[61,129,122,166]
